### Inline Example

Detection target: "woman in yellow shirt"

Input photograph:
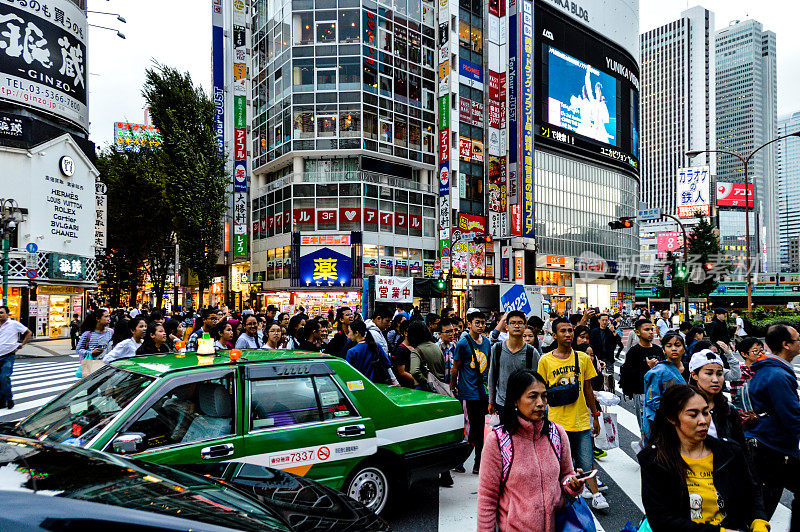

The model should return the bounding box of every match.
[639,384,769,532]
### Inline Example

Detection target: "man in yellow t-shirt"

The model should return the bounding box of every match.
[538,318,607,510]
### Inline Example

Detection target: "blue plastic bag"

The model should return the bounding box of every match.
[555,496,597,532]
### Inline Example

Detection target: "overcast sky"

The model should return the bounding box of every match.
[86,0,800,146]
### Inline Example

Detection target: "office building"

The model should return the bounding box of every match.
[501,0,641,312]
[639,6,716,217]
[715,19,777,272]
[777,112,800,272]
[247,0,441,313]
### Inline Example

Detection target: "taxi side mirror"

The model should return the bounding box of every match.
[112,432,146,454]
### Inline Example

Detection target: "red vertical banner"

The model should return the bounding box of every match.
[234,128,247,160]
[439,129,450,162]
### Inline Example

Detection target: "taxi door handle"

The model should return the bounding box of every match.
[200,443,235,460]
[337,424,366,438]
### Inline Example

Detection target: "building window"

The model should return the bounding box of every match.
[378,24,392,53]
[395,117,408,147]
[292,59,314,91]
[339,10,359,42]
[340,110,361,137]
[363,57,378,93]
[293,110,314,139]
[317,68,336,90]
[409,123,421,151]
[317,22,336,43]
[379,119,392,143]
[379,74,392,97]
[339,57,360,89]
[293,13,314,45]
[317,115,337,137]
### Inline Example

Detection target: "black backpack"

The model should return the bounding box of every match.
[369,344,392,384]
[741,316,756,337]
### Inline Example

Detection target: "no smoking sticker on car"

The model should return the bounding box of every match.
[317,446,330,461]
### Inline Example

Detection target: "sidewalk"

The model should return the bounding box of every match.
[17,338,75,358]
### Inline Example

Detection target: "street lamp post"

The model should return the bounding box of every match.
[687,130,800,312]
[0,199,26,307]
[661,213,690,319]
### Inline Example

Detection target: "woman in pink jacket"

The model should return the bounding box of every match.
[478,369,586,531]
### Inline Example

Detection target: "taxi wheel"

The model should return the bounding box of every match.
[344,463,390,515]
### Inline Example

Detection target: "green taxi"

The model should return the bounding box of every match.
[6,350,469,514]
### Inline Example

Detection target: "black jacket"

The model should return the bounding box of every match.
[708,318,731,346]
[639,436,766,532]
[709,397,746,448]
[589,327,618,364]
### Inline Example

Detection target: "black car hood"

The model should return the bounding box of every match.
[229,466,389,532]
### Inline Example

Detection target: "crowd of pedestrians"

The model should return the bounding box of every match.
[38,300,799,530]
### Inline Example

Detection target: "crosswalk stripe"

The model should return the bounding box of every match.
[12,383,74,401]
[11,369,79,384]
[0,396,58,420]
[12,376,78,392]
[11,362,79,374]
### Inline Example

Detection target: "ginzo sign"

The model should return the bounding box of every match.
[0,1,88,129]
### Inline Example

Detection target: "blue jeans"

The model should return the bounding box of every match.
[0,353,15,404]
[566,429,594,473]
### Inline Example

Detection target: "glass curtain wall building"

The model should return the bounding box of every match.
[715,19,777,272]
[518,0,640,312]
[777,111,800,272]
[249,0,440,312]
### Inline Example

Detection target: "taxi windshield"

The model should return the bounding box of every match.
[16,365,154,445]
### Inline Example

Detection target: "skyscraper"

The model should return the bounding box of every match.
[715,19,777,272]
[640,6,716,217]
[777,112,800,272]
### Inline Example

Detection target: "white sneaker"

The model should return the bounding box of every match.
[580,486,592,499]
[596,477,609,492]
[591,492,609,510]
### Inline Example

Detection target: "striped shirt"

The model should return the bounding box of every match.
[75,329,114,361]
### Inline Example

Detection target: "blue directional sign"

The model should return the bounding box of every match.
[25,242,38,253]
[637,208,661,221]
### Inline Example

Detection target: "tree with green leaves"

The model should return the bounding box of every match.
[142,63,227,308]
[96,147,175,308]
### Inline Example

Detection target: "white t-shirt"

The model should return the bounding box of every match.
[0,318,28,356]
[735,316,748,337]
[103,338,144,363]
[656,318,671,338]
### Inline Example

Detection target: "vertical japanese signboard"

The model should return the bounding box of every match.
[211,0,225,158]
[520,0,534,238]
[232,0,248,257]
[676,166,710,218]
[507,0,520,218]
[438,0,451,270]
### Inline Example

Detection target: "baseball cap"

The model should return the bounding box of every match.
[266,305,279,312]
[714,307,727,315]
[689,349,725,373]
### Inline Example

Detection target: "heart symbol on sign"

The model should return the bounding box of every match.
[345,210,356,221]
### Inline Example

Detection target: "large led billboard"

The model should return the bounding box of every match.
[535,3,640,175]
[547,47,618,146]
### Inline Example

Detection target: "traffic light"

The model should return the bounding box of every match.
[436,277,446,291]
[608,217,634,229]
[476,234,493,244]
[676,264,687,279]
[703,262,714,272]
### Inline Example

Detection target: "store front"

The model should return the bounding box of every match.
[36,286,83,338]
[0,287,23,321]
[535,264,574,316]
[256,290,293,313]
[290,290,362,316]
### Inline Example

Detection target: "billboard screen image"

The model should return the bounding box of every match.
[547,47,617,146]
